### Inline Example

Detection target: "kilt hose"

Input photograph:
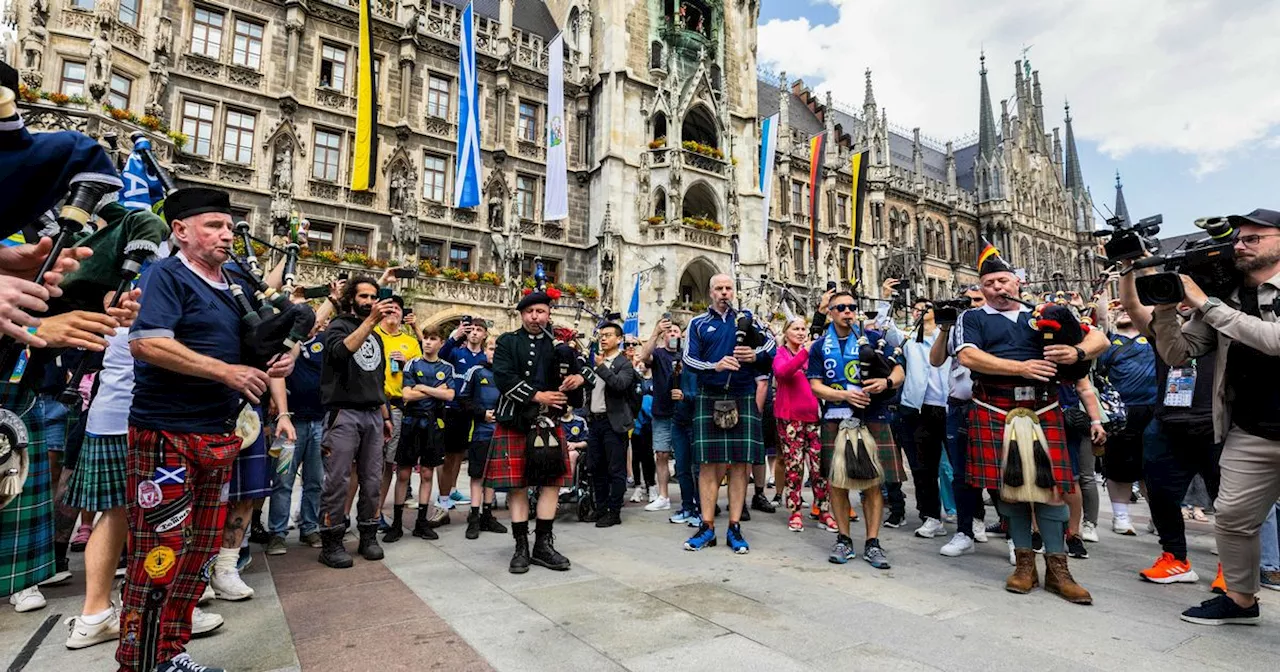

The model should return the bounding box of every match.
[693,393,765,465]
[965,384,1074,495]
[819,420,909,487]
[0,383,54,595]
[483,423,571,490]
[118,427,239,672]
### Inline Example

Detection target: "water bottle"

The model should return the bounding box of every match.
[272,438,296,474]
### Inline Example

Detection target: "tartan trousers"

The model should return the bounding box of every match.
[117,427,239,672]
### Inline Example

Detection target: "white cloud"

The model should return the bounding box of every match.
[758,0,1280,174]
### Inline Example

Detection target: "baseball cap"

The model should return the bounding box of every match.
[1228,209,1280,229]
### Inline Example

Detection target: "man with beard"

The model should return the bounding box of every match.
[316,277,397,569]
[1163,209,1280,626]
[1095,306,1158,536]
[123,187,293,672]
[487,290,591,573]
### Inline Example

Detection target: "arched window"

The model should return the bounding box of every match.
[569,7,581,50]
[652,112,667,144]
[653,188,667,219]
[682,181,719,224]
[889,209,900,244]
[682,104,719,150]
[650,41,663,71]
[872,205,884,240]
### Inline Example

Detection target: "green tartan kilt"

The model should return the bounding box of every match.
[64,433,129,512]
[819,420,908,486]
[693,393,765,465]
[0,383,54,595]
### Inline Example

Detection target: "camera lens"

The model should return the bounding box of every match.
[1135,272,1184,306]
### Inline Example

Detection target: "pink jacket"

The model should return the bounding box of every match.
[772,343,819,423]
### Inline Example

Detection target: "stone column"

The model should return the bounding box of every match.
[284,9,306,94]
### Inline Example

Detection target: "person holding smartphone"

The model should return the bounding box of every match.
[372,291,422,529]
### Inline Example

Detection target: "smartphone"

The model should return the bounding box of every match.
[393,268,418,279]
[337,272,349,281]
[377,287,393,300]
[403,308,414,317]
[662,311,672,321]
[461,315,473,325]
[826,281,837,291]
[302,285,330,300]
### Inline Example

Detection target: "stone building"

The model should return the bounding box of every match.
[8,0,1101,331]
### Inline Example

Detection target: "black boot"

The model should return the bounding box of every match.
[383,505,405,543]
[318,528,353,569]
[357,523,384,561]
[481,505,508,534]
[466,509,481,540]
[249,510,270,545]
[412,508,438,540]
[510,523,530,574]
[752,492,777,513]
[531,519,571,571]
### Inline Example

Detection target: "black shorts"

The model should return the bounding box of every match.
[396,415,445,469]
[467,437,493,479]
[1105,403,1155,483]
[443,407,473,455]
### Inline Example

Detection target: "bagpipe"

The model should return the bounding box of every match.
[523,257,568,486]
[1000,292,1093,382]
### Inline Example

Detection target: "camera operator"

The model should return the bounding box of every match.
[875,279,953,542]
[1116,257,1220,588]
[1153,209,1280,626]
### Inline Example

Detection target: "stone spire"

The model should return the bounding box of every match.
[863,68,876,115]
[1114,171,1130,226]
[1063,102,1084,196]
[977,53,998,161]
[778,70,790,155]
[1031,70,1045,152]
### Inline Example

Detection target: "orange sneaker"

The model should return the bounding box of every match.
[809,503,822,520]
[1211,564,1226,594]
[1139,552,1199,584]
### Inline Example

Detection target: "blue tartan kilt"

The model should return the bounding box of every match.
[0,383,55,595]
[693,393,765,465]
[227,407,270,502]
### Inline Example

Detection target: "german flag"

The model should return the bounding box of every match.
[350,0,377,191]
[808,132,825,266]
[978,239,999,267]
[848,150,868,281]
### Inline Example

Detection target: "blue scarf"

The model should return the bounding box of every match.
[820,323,864,389]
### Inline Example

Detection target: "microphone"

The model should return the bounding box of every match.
[1130,255,1167,271]
[129,131,177,193]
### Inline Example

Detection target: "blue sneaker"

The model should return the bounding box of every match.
[686,513,703,528]
[378,514,390,532]
[863,542,891,569]
[829,535,855,564]
[669,509,693,524]
[726,523,749,555]
[450,490,471,505]
[684,524,717,551]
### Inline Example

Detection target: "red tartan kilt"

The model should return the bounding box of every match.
[965,386,1075,494]
[483,423,571,490]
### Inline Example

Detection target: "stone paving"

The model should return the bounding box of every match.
[4,480,1280,671]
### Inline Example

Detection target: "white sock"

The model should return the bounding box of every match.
[1112,502,1129,518]
[81,607,113,625]
[215,547,240,573]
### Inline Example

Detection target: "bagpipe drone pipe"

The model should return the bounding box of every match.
[225,221,315,371]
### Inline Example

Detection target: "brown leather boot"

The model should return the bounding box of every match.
[1044,553,1092,604]
[1005,548,1040,594]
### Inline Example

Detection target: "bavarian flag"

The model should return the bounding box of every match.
[848,150,868,281]
[351,0,377,191]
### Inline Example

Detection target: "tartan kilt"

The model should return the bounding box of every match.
[483,423,571,490]
[966,384,1074,494]
[63,432,129,512]
[819,420,908,485]
[227,406,271,502]
[0,383,54,595]
[693,393,765,465]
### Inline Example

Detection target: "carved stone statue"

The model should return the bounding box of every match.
[153,16,174,57]
[391,214,418,248]
[389,173,408,213]
[487,196,504,230]
[636,151,651,221]
[489,231,507,271]
[271,142,294,195]
[30,0,48,28]
[22,25,45,73]
[777,238,791,282]
[401,1,421,38]
[146,54,169,114]
[506,209,524,279]
[87,28,112,99]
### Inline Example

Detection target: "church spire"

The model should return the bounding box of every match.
[863,68,876,111]
[1114,171,1131,226]
[977,53,997,160]
[1063,101,1084,195]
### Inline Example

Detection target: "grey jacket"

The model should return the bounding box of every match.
[1151,269,1280,443]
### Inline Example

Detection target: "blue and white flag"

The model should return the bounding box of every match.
[543,33,568,221]
[117,137,165,212]
[758,113,779,241]
[453,1,482,209]
[623,274,641,337]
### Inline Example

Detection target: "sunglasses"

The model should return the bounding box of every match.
[624,341,638,347]
[830,303,857,313]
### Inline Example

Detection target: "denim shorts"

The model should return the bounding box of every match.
[650,417,673,454]
[38,393,72,452]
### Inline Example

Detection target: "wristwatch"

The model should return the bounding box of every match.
[1200,297,1224,314]
[1073,346,1086,363]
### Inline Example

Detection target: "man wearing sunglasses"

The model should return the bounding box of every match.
[1151,209,1280,627]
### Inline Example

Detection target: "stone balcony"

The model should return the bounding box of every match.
[18,100,179,163]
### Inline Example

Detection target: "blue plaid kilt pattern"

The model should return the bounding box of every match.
[227,407,271,502]
[819,420,908,485]
[0,383,54,595]
[64,432,129,512]
[693,393,765,465]
[484,423,571,490]
[966,383,1074,494]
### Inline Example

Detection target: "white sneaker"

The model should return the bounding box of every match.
[1112,512,1136,536]
[644,496,671,512]
[1081,521,1099,543]
[199,584,215,606]
[190,607,224,636]
[1146,518,1157,534]
[629,486,645,503]
[1007,539,1017,566]
[65,608,119,649]
[914,517,946,538]
[9,586,45,612]
[405,499,419,510]
[438,497,455,511]
[210,566,255,601]
[972,519,989,543]
[648,488,658,503]
[940,532,976,557]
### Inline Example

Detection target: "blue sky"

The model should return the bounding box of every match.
[757,0,1280,238]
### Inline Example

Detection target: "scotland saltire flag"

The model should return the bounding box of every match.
[453,1,482,208]
[623,274,641,337]
[117,136,165,212]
